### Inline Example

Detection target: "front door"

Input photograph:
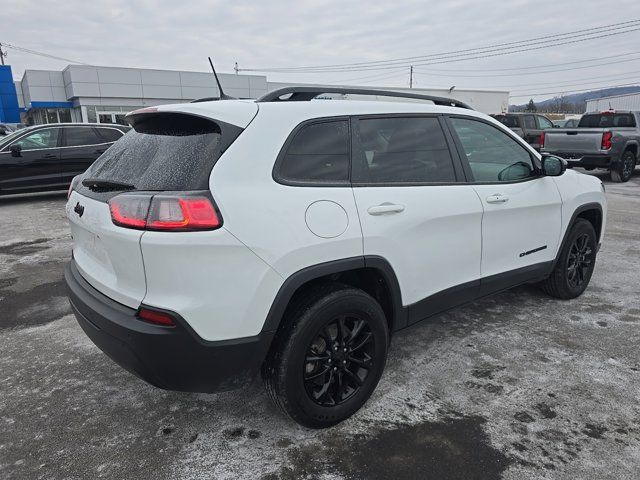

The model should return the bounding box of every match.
[447,116,562,289]
[0,127,62,193]
[351,115,484,325]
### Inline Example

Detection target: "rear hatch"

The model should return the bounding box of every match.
[67,102,257,307]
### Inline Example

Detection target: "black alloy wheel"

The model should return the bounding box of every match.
[303,314,374,407]
[566,233,593,289]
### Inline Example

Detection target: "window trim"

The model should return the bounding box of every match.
[272,116,352,187]
[350,113,466,187]
[0,125,126,154]
[444,114,543,185]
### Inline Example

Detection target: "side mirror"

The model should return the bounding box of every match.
[10,144,22,157]
[541,154,567,176]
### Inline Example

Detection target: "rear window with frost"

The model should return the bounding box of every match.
[79,112,242,193]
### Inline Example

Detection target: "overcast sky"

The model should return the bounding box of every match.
[2,0,639,102]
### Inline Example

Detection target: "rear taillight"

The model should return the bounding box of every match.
[539,131,545,149]
[601,132,613,150]
[137,307,176,327]
[108,193,221,231]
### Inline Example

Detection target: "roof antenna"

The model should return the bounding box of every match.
[208,57,236,100]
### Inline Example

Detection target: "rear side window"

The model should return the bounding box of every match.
[79,113,241,193]
[353,116,456,184]
[276,120,350,184]
[64,127,101,147]
[96,128,124,143]
[523,115,536,129]
[579,113,636,128]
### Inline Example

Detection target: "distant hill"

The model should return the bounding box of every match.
[510,86,640,113]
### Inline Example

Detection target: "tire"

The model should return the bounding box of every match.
[263,283,389,428]
[610,150,636,183]
[540,218,597,299]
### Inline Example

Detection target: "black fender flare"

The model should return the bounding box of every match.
[261,255,406,334]
[552,202,604,270]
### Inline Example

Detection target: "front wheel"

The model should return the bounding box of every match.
[540,219,597,299]
[263,284,389,428]
[610,150,636,182]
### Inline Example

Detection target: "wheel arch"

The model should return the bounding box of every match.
[261,256,405,337]
[623,141,638,156]
[553,202,603,269]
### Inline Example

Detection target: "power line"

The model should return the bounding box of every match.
[413,54,640,78]
[0,42,88,65]
[509,82,640,98]
[509,73,640,92]
[240,20,640,73]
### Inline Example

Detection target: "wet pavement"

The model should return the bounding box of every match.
[1,170,639,479]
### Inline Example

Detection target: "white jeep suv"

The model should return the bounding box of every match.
[65,87,606,428]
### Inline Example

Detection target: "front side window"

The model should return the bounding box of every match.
[450,117,536,182]
[64,127,101,147]
[276,120,350,183]
[537,116,554,129]
[11,128,60,151]
[353,116,456,184]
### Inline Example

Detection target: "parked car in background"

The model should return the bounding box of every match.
[491,113,555,150]
[0,123,14,136]
[0,123,130,196]
[65,87,606,428]
[542,110,639,182]
[553,118,580,128]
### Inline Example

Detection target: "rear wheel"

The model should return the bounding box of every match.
[610,150,636,182]
[263,284,388,428]
[540,219,597,299]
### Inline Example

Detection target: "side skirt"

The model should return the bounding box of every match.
[405,261,554,327]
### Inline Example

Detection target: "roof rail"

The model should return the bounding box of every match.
[256,86,473,110]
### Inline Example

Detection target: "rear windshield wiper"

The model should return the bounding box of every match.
[82,178,136,192]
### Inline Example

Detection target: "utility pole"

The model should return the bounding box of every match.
[0,43,7,66]
[234,62,239,75]
[409,65,413,88]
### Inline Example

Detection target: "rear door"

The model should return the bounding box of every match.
[60,126,108,184]
[351,115,483,324]
[0,127,62,193]
[522,115,541,149]
[447,116,562,288]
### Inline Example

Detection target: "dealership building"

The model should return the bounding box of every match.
[0,64,509,125]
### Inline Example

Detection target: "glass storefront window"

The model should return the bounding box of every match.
[46,109,58,123]
[59,110,72,122]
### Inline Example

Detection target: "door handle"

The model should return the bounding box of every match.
[486,194,509,204]
[43,154,57,159]
[367,203,405,215]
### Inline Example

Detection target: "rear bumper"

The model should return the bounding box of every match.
[65,260,274,393]
[545,152,612,168]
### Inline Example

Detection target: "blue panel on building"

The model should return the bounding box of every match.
[30,101,74,108]
[0,65,20,123]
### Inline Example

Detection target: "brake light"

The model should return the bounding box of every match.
[137,307,176,327]
[601,132,613,150]
[67,175,81,199]
[109,195,151,229]
[539,131,545,149]
[147,197,220,230]
[108,193,221,231]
